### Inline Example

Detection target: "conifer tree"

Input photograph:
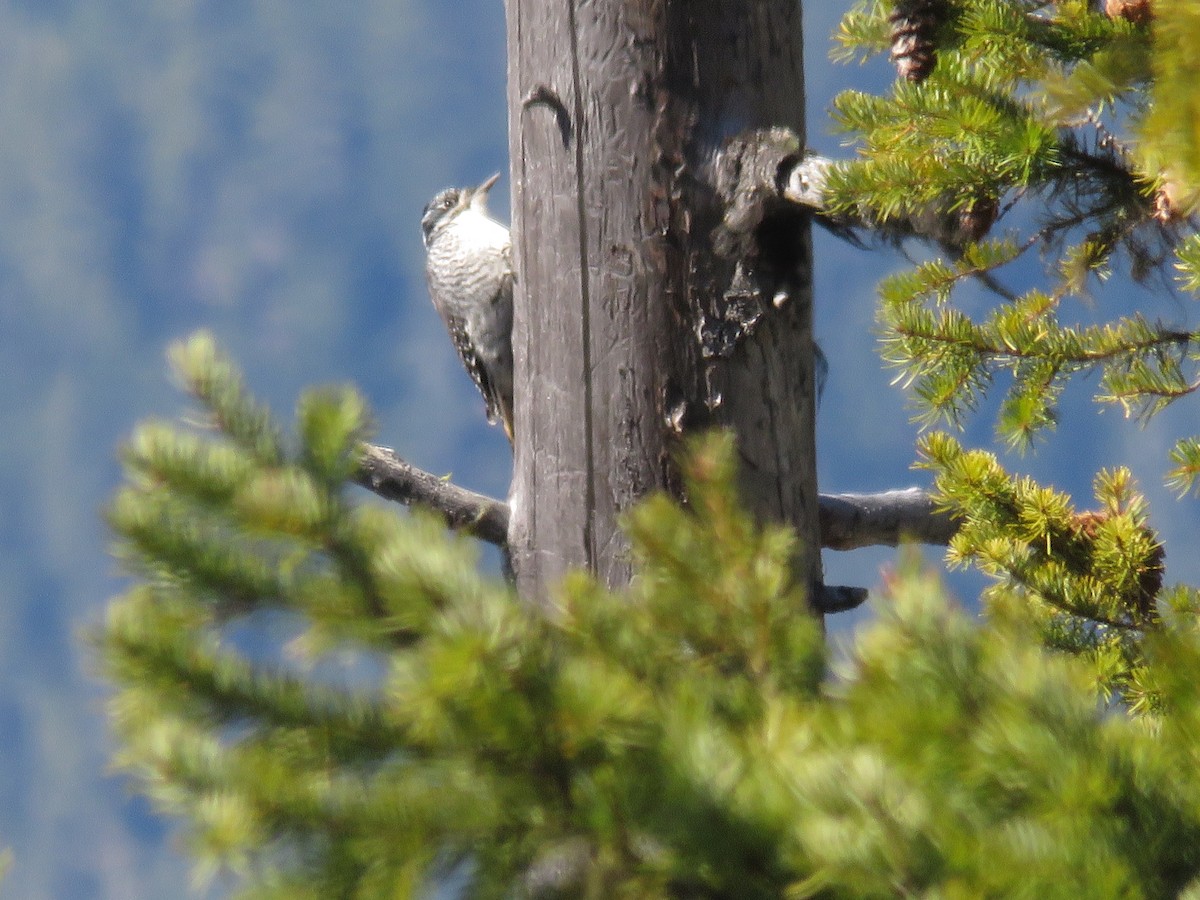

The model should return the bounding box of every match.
[816,0,1198,704]
[100,1,1200,896]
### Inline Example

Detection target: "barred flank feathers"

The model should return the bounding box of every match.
[889,0,948,83]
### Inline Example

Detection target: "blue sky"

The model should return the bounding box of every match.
[0,2,1195,896]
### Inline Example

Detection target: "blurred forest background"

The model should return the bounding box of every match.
[1,1,1196,896]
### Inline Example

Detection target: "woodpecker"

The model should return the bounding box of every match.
[421,173,515,442]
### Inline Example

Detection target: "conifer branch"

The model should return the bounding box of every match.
[892,319,1195,366]
[355,443,956,552]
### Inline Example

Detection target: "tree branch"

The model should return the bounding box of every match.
[818,487,958,550]
[354,444,510,546]
[354,444,956,552]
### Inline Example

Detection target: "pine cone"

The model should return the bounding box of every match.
[1153,188,1179,224]
[889,0,948,83]
[956,195,999,245]
[1152,175,1194,224]
[1104,0,1153,25]
[912,193,998,253]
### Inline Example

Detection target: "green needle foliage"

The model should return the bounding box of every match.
[827,1,1200,637]
[831,0,1200,473]
[918,430,1167,710]
[103,335,1200,897]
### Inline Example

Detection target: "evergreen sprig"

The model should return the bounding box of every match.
[1167,437,1200,498]
[917,430,1166,704]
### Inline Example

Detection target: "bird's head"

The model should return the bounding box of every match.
[421,173,501,246]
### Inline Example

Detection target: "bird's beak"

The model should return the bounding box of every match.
[476,172,501,196]
[469,172,501,210]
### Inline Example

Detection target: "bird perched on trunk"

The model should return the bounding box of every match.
[421,173,515,442]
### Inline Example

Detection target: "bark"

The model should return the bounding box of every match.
[355,444,509,546]
[505,1,817,610]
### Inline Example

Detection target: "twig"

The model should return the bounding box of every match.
[354,444,509,546]
[355,444,956,552]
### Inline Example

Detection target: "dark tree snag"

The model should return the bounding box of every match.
[355,444,509,546]
[505,1,818,610]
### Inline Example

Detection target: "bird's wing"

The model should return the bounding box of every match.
[444,310,513,443]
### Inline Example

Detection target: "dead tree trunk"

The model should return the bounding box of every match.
[505,0,820,612]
